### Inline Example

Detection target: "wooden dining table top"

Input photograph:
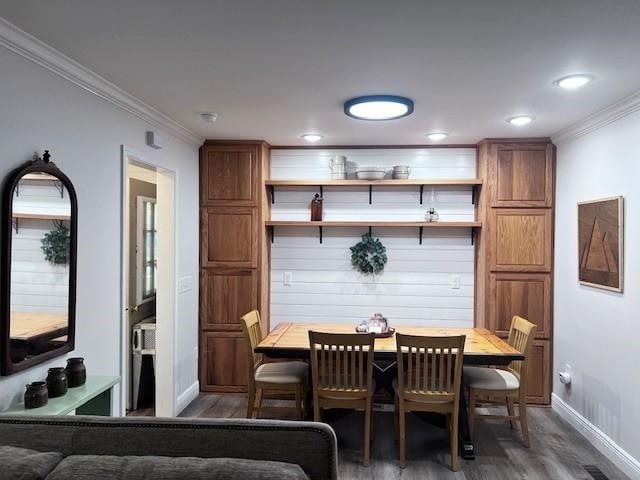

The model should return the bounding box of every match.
[10,312,68,342]
[255,322,523,365]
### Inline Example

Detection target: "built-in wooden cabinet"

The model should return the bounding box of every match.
[477,139,555,404]
[488,273,551,339]
[491,209,552,272]
[199,141,270,393]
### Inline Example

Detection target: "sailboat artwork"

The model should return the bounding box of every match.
[578,196,624,292]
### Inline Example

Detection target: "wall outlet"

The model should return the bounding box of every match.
[451,274,461,289]
[178,276,193,294]
[284,271,293,286]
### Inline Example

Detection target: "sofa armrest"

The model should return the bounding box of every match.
[0,416,338,480]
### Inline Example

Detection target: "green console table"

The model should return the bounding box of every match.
[1,375,120,416]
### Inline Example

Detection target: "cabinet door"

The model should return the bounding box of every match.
[202,207,257,268]
[201,269,258,331]
[524,339,551,405]
[491,209,552,272]
[488,273,551,339]
[200,331,248,393]
[201,146,257,206]
[492,144,553,207]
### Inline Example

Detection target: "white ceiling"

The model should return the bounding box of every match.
[1,0,640,145]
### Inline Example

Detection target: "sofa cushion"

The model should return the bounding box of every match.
[0,445,63,480]
[45,455,309,480]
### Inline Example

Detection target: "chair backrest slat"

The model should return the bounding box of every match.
[240,310,264,391]
[507,315,537,383]
[396,334,466,400]
[309,331,375,398]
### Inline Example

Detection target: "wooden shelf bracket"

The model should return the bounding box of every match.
[12,218,18,234]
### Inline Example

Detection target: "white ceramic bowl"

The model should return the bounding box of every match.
[356,170,386,180]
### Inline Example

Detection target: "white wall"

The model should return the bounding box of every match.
[0,46,200,415]
[554,110,640,474]
[270,148,476,326]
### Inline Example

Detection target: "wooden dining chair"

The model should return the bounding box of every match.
[463,315,537,447]
[241,310,308,420]
[308,331,376,466]
[394,334,466,471]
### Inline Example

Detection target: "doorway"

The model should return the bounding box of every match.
[121,147,176,417]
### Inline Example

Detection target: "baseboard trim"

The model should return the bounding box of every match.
[176,381,200,416]
[552,393,640,480]
[0,17,202,146]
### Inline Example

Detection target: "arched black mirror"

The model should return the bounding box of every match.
[1,151,77,375]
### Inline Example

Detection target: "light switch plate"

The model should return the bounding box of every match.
[284,272,293,286]
[451,275,461,289]
[178,275,193,294]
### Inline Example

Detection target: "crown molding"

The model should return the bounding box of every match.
[0,17,203,146]
[552,90,640,144]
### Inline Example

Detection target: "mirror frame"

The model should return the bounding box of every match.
[0,154,78,375]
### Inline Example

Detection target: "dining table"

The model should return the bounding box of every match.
[255,322,524,460]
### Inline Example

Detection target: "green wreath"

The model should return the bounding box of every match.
[41,223,70,264]
[350,233,387,274]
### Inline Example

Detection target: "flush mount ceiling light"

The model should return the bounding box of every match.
[301,133,323,143]
[506,115,534,126]
[344,95,414,121]
[425,132,449,141]
[553,73,596,90]
[200,113,218,123]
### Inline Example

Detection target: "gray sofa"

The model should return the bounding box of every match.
[0,415,338,480]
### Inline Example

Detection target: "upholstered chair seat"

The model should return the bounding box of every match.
[462,367,520,390]
[255,361,308,384]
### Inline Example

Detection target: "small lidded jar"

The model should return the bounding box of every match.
[24,381,48,409]
[66,357,87,388]
[46,367,68,398]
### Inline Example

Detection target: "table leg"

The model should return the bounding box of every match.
[458,386,475,460]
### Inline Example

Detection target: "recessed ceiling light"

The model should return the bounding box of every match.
[425,132,449,141]
[344,95,414,121]
[301,133,323,143]
[200,113,218,123]
[553,73,595,90]
[506,115,534,126]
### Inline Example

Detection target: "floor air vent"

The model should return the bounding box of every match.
[583,465,610,480]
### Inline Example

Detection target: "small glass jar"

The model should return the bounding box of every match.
[66,357,86,387]
[24,381,48,409]
[46,367,68,398]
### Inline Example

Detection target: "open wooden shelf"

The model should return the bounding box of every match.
[13,213,70,221]
[265,220,481,227]
[265,178,482,186]
[22,173,59,181]
[266,178,482,205]
[265,220,481,244]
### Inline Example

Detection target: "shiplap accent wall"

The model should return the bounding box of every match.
[10,180,70,313]
[270,148,476,326]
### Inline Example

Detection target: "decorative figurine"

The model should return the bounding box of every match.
[425,207,439,222]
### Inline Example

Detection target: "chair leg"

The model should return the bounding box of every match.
[506,396,515,429]
[363,400,372,466]
[519,393,531,448]
[468,388,476,439]
[295,384,302,420]
[394,395,399,442]
[254,388,263,419]
[450,410,459,472]
[399,403,406,468]
[313,396,321,422]
[246,384,256,419]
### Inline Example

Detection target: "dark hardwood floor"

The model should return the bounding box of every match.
[180,394,629,480]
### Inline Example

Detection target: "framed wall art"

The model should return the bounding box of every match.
[578,196,624,292]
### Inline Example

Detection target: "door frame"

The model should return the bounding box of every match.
[120,146,177,417]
